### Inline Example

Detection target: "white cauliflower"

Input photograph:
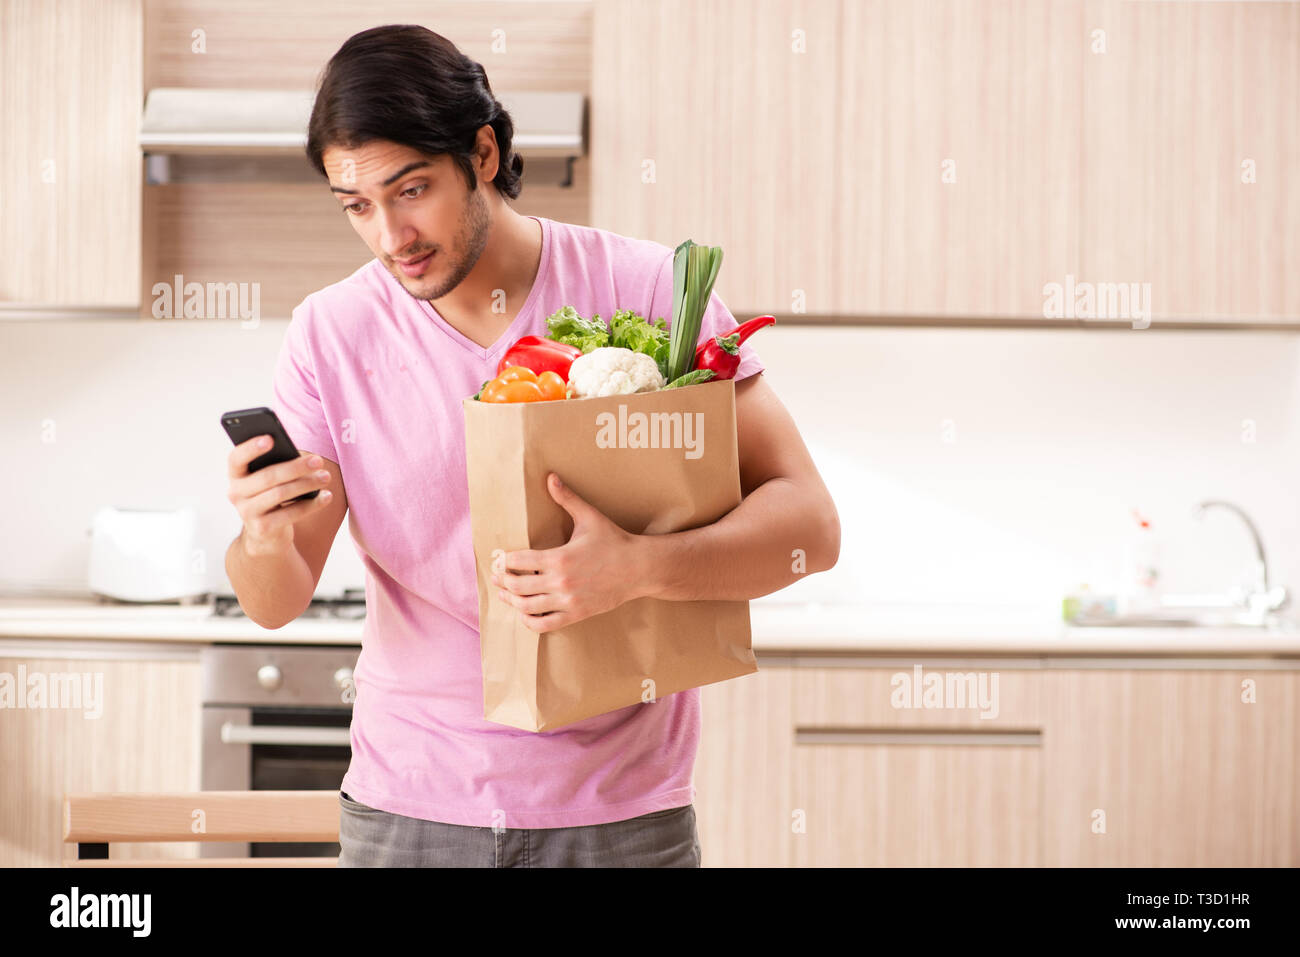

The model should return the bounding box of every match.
[566,346,665,398]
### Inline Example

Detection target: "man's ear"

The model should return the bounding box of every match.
[475,125,500,182]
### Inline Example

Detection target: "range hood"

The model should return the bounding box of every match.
[139,87,585,185]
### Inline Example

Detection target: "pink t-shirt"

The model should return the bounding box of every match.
[271,215,764,828]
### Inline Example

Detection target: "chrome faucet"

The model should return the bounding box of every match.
[1193,500,1288,619]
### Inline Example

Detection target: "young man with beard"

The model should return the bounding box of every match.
[224,24,840,867]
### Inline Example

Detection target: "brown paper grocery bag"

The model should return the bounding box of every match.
[463,378,757,732]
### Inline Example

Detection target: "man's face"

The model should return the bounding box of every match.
[323,139,491,301]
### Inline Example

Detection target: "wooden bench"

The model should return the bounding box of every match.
[62,791,340,866]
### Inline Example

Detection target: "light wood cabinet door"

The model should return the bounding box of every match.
[1041,668,1300,866]
[791,738,1041,866]
[836,0,1085,318]
[789,664,1042,866]
[594,0,1296,322]
[695,665,796,867]
[0,0,142,307]
[1078,0,1300,321]
[592,0,841,318]
[701,660,1298,867]
[594,0,1085,319]
[0,653,200,866]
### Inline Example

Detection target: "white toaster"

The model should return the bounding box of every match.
[88,506,208,602]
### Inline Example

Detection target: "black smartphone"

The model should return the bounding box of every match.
[220,406,319,504]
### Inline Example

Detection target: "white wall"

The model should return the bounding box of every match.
[759,325,1300,620]
[3,320,1298,623]
[0,318,365,599]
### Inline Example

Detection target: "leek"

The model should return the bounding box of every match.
[666,239,724,383]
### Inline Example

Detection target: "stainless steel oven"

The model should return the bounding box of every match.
[200,598,361,858]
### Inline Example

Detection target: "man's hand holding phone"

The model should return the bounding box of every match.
[226,435,333,556]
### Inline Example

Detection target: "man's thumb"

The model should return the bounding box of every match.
[547,472,591,521]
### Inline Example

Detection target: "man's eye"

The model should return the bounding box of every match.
[344,202,367,215]
[402,184,427,199]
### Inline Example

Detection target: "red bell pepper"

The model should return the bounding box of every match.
[497,335,583,382]
[694,315,775,380]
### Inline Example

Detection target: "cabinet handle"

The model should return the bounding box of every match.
[795,727,1041,747]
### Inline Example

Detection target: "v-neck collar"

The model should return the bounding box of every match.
[416,215,551,361]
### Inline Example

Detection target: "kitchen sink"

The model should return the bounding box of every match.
[1070,611,1294,630]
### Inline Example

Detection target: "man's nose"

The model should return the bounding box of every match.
[377,209,416,259]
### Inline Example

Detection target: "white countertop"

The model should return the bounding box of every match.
[0,597,361,644]
[749,601,1300,655]
[0,596,1298,655]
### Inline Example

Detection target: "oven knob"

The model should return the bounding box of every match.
[257,664,283,691]
[333,667,354,690]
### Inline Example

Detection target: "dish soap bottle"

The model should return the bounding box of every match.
[1121,508,1161,616]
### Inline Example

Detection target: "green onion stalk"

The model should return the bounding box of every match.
[666,239,724,383]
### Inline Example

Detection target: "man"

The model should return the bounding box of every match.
[224,24,840,867]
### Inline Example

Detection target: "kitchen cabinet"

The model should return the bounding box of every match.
[788,664,1041,866]
[593,0,1080,319]
[1041,668,1300,866]
[0,0,142,308]
[697,660,1043,866]
[0,648,201,866]
[694,665,796,866]
[1078,0,1300,322]
[591,0,841,318]
[834,0,1085,319]
[3,630,1295,866]
[836,0,1298,321]
[592,0,1297,322]
[698,655,1299,866]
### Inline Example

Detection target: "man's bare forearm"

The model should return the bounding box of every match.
[630,478,840,602]
[224,531,315,629]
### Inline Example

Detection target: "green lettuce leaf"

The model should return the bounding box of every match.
[545,306,609,353]
[609,309,670,375]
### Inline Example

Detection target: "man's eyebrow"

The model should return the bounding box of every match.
[329,161,433,195]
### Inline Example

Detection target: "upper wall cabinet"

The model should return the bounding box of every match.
[1079,0,1300,322]
[834,0,1085,320]
[592,0,842,319]
[0,0,143,309]
[592,0,1298,323]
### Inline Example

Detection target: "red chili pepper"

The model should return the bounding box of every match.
[497,335,583,382]
[694,315,776,380]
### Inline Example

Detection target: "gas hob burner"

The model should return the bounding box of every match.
[211,589,365,620]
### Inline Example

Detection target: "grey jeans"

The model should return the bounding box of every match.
[337,790,701,867]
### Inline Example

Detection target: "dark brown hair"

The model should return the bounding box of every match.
[306,24,524,199]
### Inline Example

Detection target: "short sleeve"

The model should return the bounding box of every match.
[271,303,339,463]
[647,251,766,382]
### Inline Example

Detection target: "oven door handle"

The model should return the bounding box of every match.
[219,722,351,747]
